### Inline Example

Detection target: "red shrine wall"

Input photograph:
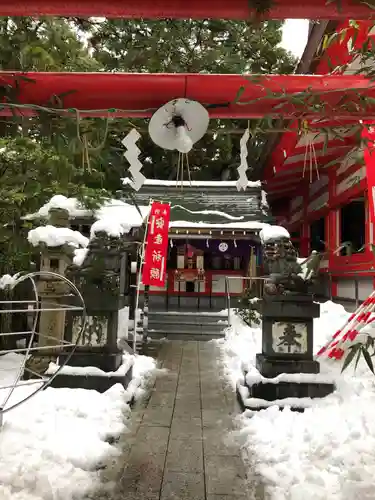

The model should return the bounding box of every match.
[272,20,375,302]
[281,158,374,301]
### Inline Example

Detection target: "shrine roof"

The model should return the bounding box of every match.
[122,178,272,229]
[260,20,373,200]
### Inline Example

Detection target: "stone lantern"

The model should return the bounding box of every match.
[55,228,138,392]
[25,207,75,376]
[39,208,73,343]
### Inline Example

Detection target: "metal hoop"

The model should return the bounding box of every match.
[0,271,87,414]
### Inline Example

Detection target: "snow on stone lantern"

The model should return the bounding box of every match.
[25,206,88,376]
[29,207,83,347]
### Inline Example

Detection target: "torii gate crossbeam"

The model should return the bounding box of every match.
[1,72,375,120]
[1,0,375,20]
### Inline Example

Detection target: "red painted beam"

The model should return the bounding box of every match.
[263,20,373,187]
[1,0,375,20]
[2,72,375,119]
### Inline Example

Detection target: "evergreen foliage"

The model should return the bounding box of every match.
[0,16,295,273]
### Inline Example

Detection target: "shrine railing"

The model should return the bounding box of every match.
[225,275,268,326]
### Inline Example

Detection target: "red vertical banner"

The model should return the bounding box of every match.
[363,123,375,224]
[141,201,171,287]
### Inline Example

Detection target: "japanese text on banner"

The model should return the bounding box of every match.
[141,202,170,288]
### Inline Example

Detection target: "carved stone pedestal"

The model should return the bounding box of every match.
[258,294,319,377]
[238,294,335,412]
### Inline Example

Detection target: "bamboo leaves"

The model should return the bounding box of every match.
[341,336,375,375]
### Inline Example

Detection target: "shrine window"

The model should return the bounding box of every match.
[310,217,326,253]
[340,198,366,255]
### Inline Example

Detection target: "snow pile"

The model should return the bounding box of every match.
[0,351,156,500]
[28,195,149,228]
[26,195,149,240]
[28,225,89,249]
[259,225,290,243]
[0,274,19,290]
[219,313,262,387]
[46,355,134,377]
[73,247,88,267]
[90,217,131,238]
[35,195,85,218]
[219,301,375,500]
[90,200,149,238]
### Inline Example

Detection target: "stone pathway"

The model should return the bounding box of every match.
[93,340,263,500]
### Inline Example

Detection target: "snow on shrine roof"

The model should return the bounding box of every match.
[122,178,262,188]
[169,220,269,231]
[122,178,271,228]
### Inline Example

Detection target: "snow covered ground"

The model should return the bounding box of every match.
[219,301,375,500]
[0,352,156,500]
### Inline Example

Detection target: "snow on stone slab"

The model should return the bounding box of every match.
[245,367,336,388]
[259,224,290,242]
[0,352,157,500]
[219,301,375,500]
[45,355,134,378]
[28,225,89,249]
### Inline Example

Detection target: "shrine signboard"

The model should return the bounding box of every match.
[142,201,171,288]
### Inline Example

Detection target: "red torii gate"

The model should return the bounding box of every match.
[1,0,375,20]
[1,72,375,120]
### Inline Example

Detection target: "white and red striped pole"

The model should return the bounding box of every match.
[316,292,375,360]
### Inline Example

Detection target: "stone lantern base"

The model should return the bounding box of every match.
[58,346,123,373]
[49,364,133,393]
[23,346,133,394]
[47,308,132,392]
[237,294,335,412]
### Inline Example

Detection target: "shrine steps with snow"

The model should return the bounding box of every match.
[135,310,228,341]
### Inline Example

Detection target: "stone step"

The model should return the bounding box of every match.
[149,312,228,323]
[148,323,226,335]
[149,310,227,317]
[148,317,228,327]
[146,329,225,341]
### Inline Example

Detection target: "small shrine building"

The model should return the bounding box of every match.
[124,179,273,310]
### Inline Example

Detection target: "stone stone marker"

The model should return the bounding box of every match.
[237,231,335,412]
